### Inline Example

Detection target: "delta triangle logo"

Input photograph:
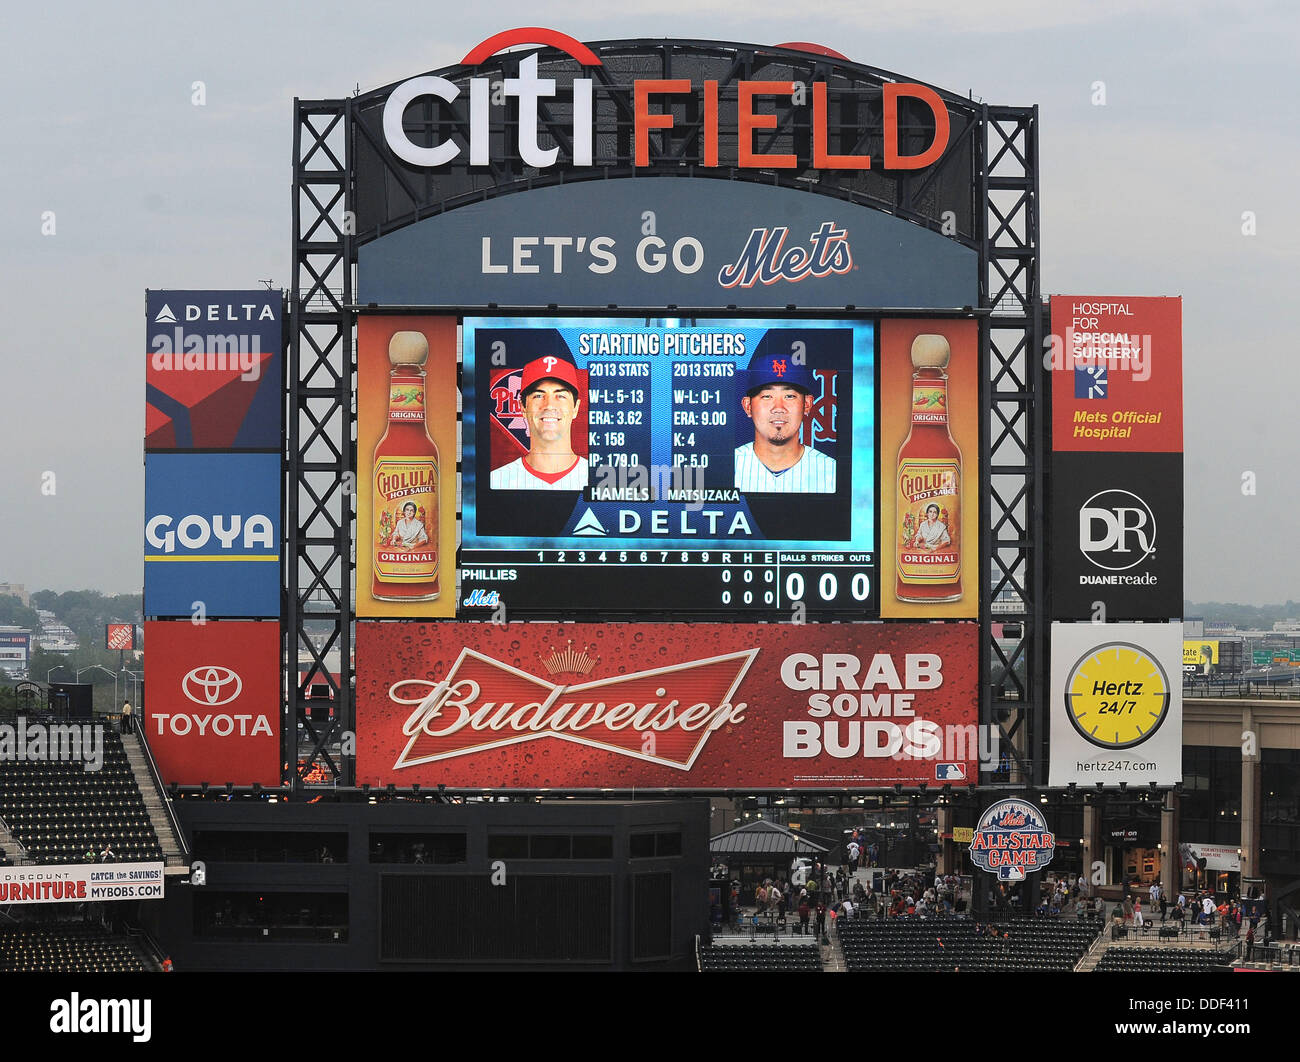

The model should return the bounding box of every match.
[389,647,757,770]
[154,304,177,324]
[573,509,607,536]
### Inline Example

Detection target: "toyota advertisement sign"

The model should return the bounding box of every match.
[355,621,979,789]
[142,621,280,785]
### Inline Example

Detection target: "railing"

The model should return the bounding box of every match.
[1183,679,1300,699]
[131,726,192,867]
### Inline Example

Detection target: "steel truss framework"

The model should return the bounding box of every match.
[287,41,1043,792]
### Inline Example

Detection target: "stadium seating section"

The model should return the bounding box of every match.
[0,922,150,973]
[838,918,1100,972]
[1095,947,1235,973]
[0,727,163,863]
[700,942,822,972]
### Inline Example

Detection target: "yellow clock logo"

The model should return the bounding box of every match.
[1064,641,1170,749]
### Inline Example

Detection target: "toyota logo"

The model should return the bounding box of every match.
[182,666,243,706]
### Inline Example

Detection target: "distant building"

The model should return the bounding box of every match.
[35,610,78,653]
[0,583,29,607]
[0,627,32,676]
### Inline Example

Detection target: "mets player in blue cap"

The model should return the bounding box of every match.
[490,355,589,490]
[734,354,836,493]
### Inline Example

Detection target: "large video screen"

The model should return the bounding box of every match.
[460,316,876,616]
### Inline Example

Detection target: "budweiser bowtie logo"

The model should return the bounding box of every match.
[390,648,758,770]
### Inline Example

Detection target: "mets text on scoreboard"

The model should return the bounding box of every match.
[383,29,951,173]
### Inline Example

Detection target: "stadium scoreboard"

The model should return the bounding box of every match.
[458,316,876,617]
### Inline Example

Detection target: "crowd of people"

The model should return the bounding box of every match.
[1108,881,1260,940]
[729,861,974,937]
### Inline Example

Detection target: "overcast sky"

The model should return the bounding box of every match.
[0,1,1294,604]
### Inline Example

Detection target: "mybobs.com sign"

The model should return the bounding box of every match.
[969,799,1056,881]
[383,28,950,172]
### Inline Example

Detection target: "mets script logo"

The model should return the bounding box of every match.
[969,798,1056,881]
[487,369,531,455]
[389,648,757,770]
[182,667,243,707]
[718,222,853,288]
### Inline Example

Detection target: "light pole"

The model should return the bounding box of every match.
[46,664,73,685]
[77,664,119,712]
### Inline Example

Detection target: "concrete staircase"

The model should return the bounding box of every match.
[120,733,189,875]
[1074,924,1113,972]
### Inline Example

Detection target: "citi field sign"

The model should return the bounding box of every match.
[383,28,950,173]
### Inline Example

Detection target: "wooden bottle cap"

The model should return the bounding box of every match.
[388,331,428,366]
[910,334,951,369]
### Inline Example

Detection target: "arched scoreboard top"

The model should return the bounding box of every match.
[346,33,985,252]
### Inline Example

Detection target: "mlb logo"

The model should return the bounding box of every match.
[1074,364,1107,399]
[998,865,1026,881]
[935,763,966,781]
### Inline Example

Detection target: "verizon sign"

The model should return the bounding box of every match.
[356,621,978,788]
[142,622,280,786]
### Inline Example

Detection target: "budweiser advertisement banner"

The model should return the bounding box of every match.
[356,621,978,788]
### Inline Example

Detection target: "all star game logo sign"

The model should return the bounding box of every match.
[968,798,1056,881]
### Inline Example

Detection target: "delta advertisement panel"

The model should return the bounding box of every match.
[458,316,874,615]
[142,621,280,786]
[877,319,978,619]
[355,620,978,789]
[356,316,459,619]
[0,863,164,905]
[1049,622,1183,787]
[1049,296,1182,454]
[145,290,282,451]
[143,453,281,618]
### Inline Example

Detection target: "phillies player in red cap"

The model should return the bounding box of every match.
[490,356,589,490]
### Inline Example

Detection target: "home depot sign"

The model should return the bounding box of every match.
[383,28,950,172]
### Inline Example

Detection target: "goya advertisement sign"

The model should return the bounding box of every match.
[1049,622,1183,787]
[144,453,281,618]
[969,799,1056,881]
[145,290,282,451]
[355,621,978,790]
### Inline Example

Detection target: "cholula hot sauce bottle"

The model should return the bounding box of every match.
[896,334,962,603]
[371,331,440,602]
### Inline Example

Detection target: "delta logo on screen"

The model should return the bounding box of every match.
[142,622,279,786]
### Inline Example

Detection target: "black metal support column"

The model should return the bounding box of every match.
[288,98,354,787]
[974,104,1042,915]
